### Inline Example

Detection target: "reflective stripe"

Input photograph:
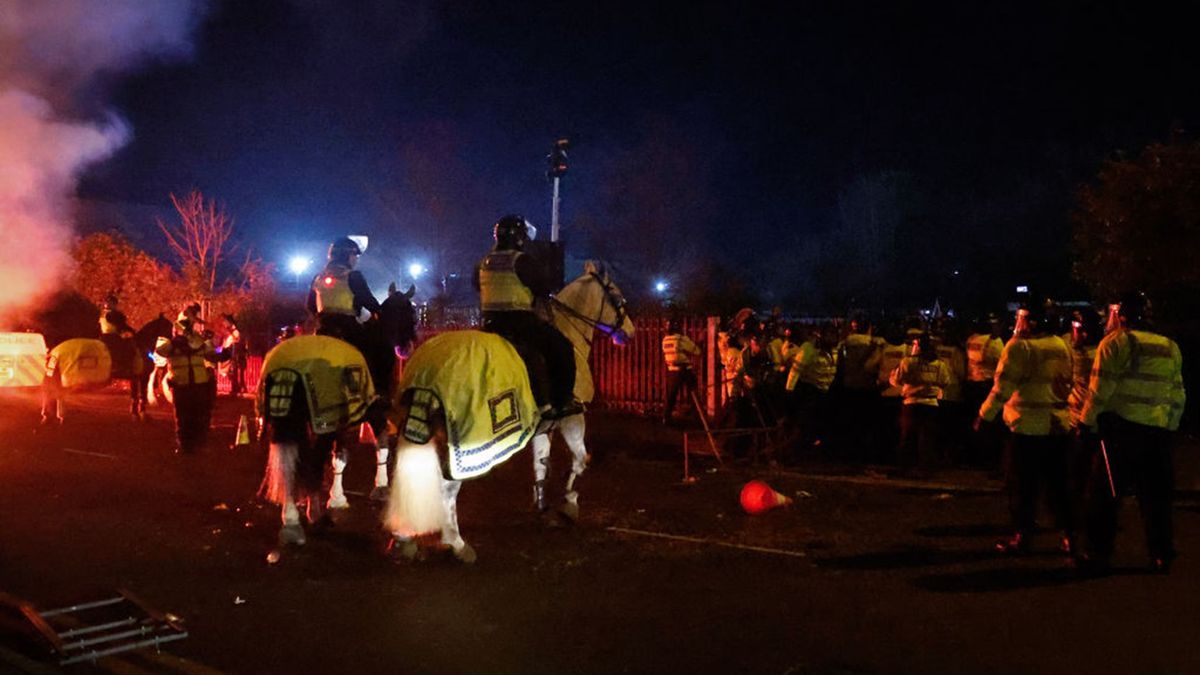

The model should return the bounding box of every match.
[663,334,698,369]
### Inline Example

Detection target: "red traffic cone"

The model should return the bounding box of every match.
[359,421,377,445]
[232,415,252,448]
[740,480,792,515]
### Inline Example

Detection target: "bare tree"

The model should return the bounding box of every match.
[156,190,236,303]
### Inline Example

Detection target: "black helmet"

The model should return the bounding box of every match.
[328,237,362,264]
[493,215,534,251]
[1118,291,1153,328]
[102,294,118,309]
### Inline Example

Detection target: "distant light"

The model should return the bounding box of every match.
[408,262,426,279]
[953,270,960,276]
[288,256,312,275]
[654,280,669,294]
[1016,285,1029,293]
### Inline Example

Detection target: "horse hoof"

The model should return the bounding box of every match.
[279,524,306,546]
[327,495,350,510]
[559,501,579,523]
[369,485,390,502]
[387,538,420,561]
[453,543,477,564]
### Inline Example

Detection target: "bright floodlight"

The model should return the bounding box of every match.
[408,262,426,279]
[654,280,669,294]
[288,256,312,275]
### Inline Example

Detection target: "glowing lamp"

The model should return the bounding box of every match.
[288,256,311,275]
[323,276,335,286]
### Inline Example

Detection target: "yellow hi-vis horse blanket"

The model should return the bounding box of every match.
[257,335,376,435]
[47,338,112,388]
[396,330,537,480]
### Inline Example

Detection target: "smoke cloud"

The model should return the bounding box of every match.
[0,0,206,323]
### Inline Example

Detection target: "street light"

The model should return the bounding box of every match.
[654,280,669,294]
[288,256,312,289]
[408,262,426,279]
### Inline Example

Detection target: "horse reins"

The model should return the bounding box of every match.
[549,272,628,345]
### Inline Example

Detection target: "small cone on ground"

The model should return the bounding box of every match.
[740,479,792,515]
[359,421,376,445]
[233,415,252,447]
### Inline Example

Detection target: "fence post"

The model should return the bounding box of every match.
[706,316,719,418]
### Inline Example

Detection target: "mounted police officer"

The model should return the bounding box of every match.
[98,294,143,419]
[474,214,577,420]
[307,237,382,357]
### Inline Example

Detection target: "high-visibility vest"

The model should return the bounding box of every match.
[767,337,788,372]
[890,355,951,406]
[966,333,1004,382]
[478,251,534,312]
[47,338,112,388]
[840,333,883,391]
[934,344,966,402]
[1068,343,1097,428]
[155,334,216,386]
[662,333,699,371]
[98,310,127,335]
[311,263,356,315]
[1082,329,1185,431]
[786,342,838,392]
[979,335,1073,435]
[878,341,910,398]
[720,341,743,397]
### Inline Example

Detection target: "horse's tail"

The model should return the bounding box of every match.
[383,440,446,537]
[262,441,298,505]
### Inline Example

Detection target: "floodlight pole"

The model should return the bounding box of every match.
[550,175,562,243]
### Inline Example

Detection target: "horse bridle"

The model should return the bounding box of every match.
[550,272,628,344]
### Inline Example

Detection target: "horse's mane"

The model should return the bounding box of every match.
[134,315,173,351]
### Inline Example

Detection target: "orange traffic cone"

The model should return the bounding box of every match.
[359,421,377,445]
[740,480,792,515]
[232,415,252,447]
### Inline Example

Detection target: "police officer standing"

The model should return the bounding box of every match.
[1077,292,1186,574]
[661,318,701,424]
[155,315,219,454]
[474,215,577,420]
[307,237,381,356]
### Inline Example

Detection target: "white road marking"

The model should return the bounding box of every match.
[61,448,121,459]
[607,526,808,558]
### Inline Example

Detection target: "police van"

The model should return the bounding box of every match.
[0,332,47,388]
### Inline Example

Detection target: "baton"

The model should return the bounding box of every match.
[1099,439,1117,499]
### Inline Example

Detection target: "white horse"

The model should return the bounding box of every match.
[385,262,633,562]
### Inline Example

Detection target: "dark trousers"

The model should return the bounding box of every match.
[664,367,697,419]
[484,311,576,409]
[172,382,215,453]
[1084,414,1175,562]
[835,388,880,462]
[1005,433,1073,537]
[965,381,1003,467]
[898,404,940,468]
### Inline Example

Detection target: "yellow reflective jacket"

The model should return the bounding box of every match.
[258,335,376,435]
[979,335,1073,435]
[840,332,883,391]
[662,333,700,370]
[478,251,534,312]
[966,333,1004,382]
[890,355,951,406]
[786,341,838,392]
[1081,329,1185,431]
[1068,343,1097,428]
[311,263,356,315]
[47,338,112,388]
[155,333,218,386]
[878,341,910,398]
[934,344,966,402]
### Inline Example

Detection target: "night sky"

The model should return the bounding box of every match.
[73,0,1200,310]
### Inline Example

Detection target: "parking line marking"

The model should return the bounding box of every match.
[61,448,121,459]
[607,526,808,558]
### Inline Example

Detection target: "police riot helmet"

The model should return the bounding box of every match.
[328,237,362,264]
[1013,303,1044,336]
[1118,290,1153,328]
[103,294,118,309]
[493,215,535,251]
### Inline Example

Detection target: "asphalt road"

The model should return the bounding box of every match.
[2,387,1199,674]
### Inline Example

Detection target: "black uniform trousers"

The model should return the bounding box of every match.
[1004,432,1073,538]
[172,382,215,453]
[483,310,576,410]
[663,367,698,420]
[1085,413,1175,562]
[898,403,940,469]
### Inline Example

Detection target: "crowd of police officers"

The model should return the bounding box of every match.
[683,292,1185,575]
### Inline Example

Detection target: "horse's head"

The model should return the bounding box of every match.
[381,283,418,356]
[134,314,174,353]
[558,261,635,346]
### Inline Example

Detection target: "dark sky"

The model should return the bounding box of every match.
[77,0,1200,309]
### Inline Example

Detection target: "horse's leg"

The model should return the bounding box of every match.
[558,412,589,522]
[384,439,448,559]
[440,478,475,563]
[531,431,551,512]
[371,425,391,501]
[327,427,353,509]
[265,440,306,545]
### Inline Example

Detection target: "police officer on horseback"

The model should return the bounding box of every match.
[474,215,578,420]
[99,294,134,339]
[307,237,382,355]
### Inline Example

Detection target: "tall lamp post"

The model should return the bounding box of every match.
[547,138,569,242]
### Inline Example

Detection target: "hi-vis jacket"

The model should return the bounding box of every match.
[935,343,966,402]
[966,333,1004,382]
[1081,329,1185,431]
[979,335,1073,435]
[890,355,951,406]
[311,263,356,315]
[478,251,534,312]
[99,310,131,336]
[155,333,218,387]
[46,338,112,388]
[662,332,700,371]
[840,332,884,391]
[1068,343,1098,428]
[878,341,911,398]
[786,342,838,392]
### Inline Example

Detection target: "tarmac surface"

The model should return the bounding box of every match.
[2,386,1200,674]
